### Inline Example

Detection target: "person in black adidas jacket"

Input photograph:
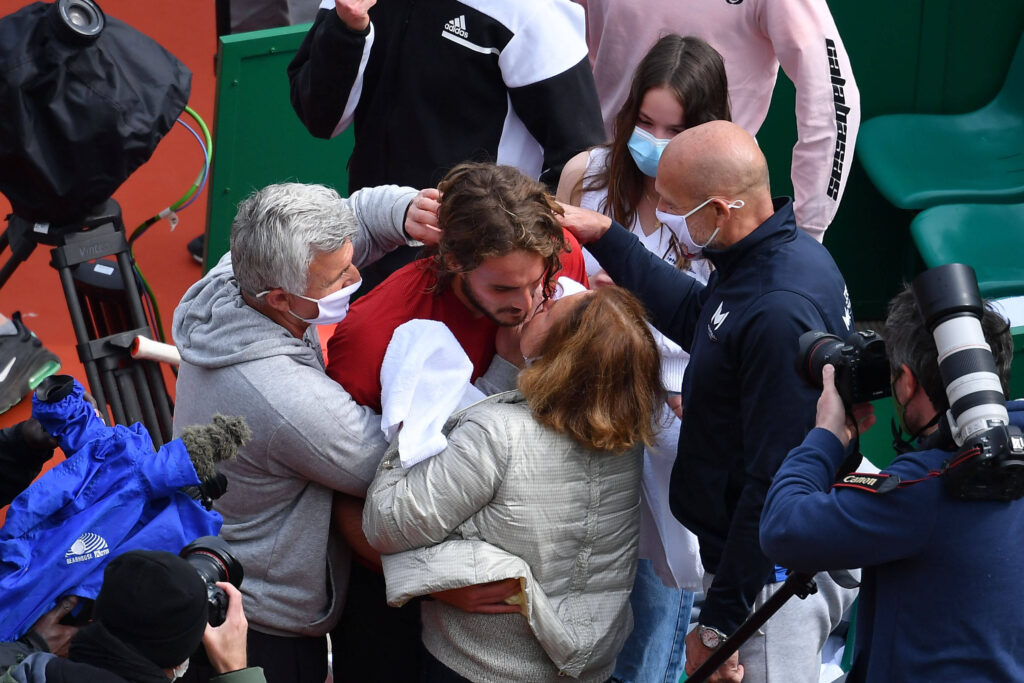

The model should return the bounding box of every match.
[289,0,603,194]
[289,0,604,291]
[561,120,858,683]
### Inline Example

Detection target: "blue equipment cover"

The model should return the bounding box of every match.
[0,380,221,641]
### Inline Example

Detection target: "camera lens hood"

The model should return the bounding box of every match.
[49,0,105,45]
[912,263,983,332]
[181,536,244,589]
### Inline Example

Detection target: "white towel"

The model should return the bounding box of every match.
[553,276,587,300]
[380,319,484,467]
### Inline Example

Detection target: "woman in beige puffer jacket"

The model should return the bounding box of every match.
[364,286,665,682]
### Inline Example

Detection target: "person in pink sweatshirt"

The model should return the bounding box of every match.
[576,0,859,242]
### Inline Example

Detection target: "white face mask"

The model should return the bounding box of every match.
[286,278,363,326]
[655,198,744,258]
[170,660,190,681]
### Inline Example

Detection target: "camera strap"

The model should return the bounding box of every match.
[832,472,901,494]
[831,443,982,495]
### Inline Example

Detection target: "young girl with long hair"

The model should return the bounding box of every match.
[557,34,730,283]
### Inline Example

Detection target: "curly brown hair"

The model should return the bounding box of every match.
[518,287,664,452]
[431,162,568,295]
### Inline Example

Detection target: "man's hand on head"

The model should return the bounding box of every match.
[405,188,442,245]
[589,270,615,288]
[556,203,612,244]
[816,365,875,448]
[203,583,249,674]
[335,0,375,31]
[431,579,523,614]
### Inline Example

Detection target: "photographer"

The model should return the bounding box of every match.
[760,286,1024,681]
[0,550,264,682]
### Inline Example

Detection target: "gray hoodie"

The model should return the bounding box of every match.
[171,184,416,637]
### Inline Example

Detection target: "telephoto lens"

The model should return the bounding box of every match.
[180,536,244,627]
[912,264,1008,445]
[912,263,1024,500]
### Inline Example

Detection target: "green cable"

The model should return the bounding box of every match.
[133,260,168,343]
[171,106,213,210]
[130,105,213,241]
[126,105,213,342]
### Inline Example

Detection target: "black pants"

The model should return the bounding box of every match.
[247,629,327,683]
[331,561,423,681]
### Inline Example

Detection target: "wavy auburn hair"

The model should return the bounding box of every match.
[431,162,567,295]
[518,287,664,452]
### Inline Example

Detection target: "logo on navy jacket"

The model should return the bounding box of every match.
[842,286,853,332]
[707,301,729,341]
[65,532,109,565]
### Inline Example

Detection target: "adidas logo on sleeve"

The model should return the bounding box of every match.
[444,15,469,38]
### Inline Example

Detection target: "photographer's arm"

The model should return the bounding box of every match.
[814,365,876,447]
[760,368,930,573]
[206,583,267,682]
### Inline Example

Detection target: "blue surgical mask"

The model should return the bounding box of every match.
[656,198,744,258]
[627,127,671,178]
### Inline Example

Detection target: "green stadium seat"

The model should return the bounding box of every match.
[910,202,1024,298]
[856,33,1024,210]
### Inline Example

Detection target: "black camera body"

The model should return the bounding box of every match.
[942,423,1024,501]
[180,536,243,627]
[796,329,892,408]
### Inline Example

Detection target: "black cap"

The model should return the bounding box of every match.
[95,550,208,668]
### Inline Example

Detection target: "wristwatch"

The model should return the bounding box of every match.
[697,624,728,650]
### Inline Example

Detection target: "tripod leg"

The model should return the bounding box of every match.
[0,218,39,290]
[115,367,145,428]
[115,251,149,329]
[57,266,110,410]
[99,367,127,427]
[144,361,174,443]
[128,363,164,449]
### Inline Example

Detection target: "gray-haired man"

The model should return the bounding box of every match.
[171,182,437,683]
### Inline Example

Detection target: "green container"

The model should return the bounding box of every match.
[204,23,354,270]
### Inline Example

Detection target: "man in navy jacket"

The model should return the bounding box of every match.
[561,120,857,683]
[761,287,1024,682]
